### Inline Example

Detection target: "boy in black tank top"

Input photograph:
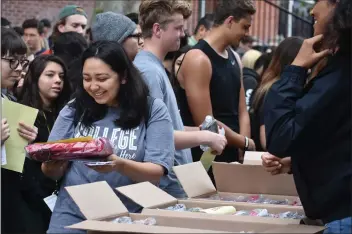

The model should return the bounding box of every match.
[178,0,257,182]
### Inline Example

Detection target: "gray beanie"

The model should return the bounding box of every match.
[92,12,137,43]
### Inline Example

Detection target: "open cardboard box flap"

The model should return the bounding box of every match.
[68,220,227,233]
[243,151,266,165]
[174,161,298,198]
[173,161,217,198]
[116,182,177,208]
[65,181,128,220]
[213,162,298,196]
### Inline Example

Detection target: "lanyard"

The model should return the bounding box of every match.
[42,111,51,135]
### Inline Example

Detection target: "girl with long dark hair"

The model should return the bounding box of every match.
[41,41,174,233]
[262,0,351,232]
[250,37,303,151]
[17,55,71,233]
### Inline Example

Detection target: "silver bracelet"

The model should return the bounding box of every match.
[244,136,249,151]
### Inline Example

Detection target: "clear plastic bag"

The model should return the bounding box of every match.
[277,211,305,219]
[207,194,301,206]
[164,203,187,211]
[132,217,157,226]
[249,209,270,217]
[112,216,157,225]
[112,216,133,224]
[187,207,202,212]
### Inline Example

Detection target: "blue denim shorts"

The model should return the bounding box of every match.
[324,217,352,234]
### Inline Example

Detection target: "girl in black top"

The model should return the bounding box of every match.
[249,37,303,151]
[18,55,71,233]
[263,0,351,230]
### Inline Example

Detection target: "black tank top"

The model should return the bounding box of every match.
[178,39,241,163]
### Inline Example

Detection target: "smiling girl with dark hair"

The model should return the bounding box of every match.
[262,0,351,232]
[41,40,174,233]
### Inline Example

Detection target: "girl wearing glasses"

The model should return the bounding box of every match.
[17,55,71,233]
[1,27,39,234]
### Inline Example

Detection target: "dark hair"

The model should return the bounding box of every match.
[22,18,44,35]
[40,18,51,28]
[214,0,256,26]
[251,37,303,110]
[253,51,274,76]
[13,26,24,36]
[50,17,68,46]
[308,0,351,78]
[52,31,88,64]
[323,0,351,56]
[71,40,149,130]
[241,35,254,44]
[1,17,11,27]
[126,12,139,25]
[18,55,71,114]
[85,27,92,41]
[169,45,191,97]
[1,27,27,57]
[194,13,214,34]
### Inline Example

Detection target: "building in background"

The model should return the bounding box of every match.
[2,0,314,49]
[2,0,95,27]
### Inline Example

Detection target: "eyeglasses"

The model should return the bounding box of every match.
[1,57,29,70]
[128,33,143,44]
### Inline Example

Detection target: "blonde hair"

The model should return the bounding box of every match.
[242,49,262,69]
[139,0,192,38]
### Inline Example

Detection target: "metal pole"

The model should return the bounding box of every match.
[200,0,206,18]
[287,0,294,37]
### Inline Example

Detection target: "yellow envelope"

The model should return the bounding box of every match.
[2,99,38,173]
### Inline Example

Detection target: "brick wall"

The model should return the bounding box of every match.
[1,0,96,27]
[200,0,280,44]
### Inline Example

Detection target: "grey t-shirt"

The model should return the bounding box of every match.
[47,99,174,234]
[134,51,193,198]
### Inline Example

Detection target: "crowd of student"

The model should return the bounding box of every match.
[1,0,351,233]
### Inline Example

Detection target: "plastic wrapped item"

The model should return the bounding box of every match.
[164,203,187,211]
[187,207,202,212]
[248,195,290,205]
[249,209,270,217]
[25,137,113,162]
[234,210,252,216]
[112,216,133,224]
[277,211,305,219]
[206,194,301,206]
[200,206,237,215]
[112,217,157,226]
[132,217,157,226]
[292,198,302,206]
[235,209,305,220]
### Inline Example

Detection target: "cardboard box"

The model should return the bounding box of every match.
[65,181,228,233]
[243,151,266,165]
[117,181,305,225]
[173,161,301,207]
[66,181,324,234]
